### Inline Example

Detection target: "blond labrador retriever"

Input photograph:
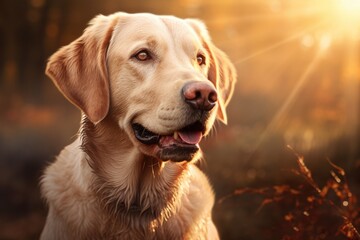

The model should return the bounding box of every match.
[41,12,236,240]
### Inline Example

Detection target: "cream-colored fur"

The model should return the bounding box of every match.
[41,12,236,240]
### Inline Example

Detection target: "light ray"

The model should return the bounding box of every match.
[233,20,328,65]
[244,47,325,163]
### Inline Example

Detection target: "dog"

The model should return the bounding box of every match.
[40,12,236,240]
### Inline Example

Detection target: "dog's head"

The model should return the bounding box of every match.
[46,12,236,162]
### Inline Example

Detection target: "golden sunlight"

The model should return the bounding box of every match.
[334,0,360,19]
[329,0,360,32]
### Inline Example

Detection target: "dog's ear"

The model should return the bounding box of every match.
[186,19,237,124]
[208,46,237,124]
[46,14,120,124]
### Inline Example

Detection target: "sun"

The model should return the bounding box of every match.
[331,0,360,25]
[335,0,360,16]
[317,0,360,39]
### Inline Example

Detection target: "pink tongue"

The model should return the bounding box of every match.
[178,131,203,145]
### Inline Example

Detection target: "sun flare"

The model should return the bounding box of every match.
[335,0,360,18]
[330,0,360,27]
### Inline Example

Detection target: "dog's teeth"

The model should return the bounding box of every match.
[174,131,179,140]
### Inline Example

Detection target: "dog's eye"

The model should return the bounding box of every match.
[196,54,206,66]
[133,50,152,61]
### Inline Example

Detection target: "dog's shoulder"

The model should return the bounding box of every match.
[42,138,89,194]
[41,138,98,229]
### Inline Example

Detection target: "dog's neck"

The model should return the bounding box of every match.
[80,116,190,224]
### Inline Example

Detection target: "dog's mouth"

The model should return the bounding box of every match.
[132,121,205,162]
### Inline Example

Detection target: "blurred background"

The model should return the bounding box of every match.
[0,0,359,239]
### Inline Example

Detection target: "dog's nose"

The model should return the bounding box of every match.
[182,82,218,111]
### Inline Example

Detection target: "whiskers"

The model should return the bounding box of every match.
[209,120,219,138]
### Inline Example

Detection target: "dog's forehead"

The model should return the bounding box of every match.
[113,13,202,49]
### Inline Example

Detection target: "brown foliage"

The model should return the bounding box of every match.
[220,146,360,240]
